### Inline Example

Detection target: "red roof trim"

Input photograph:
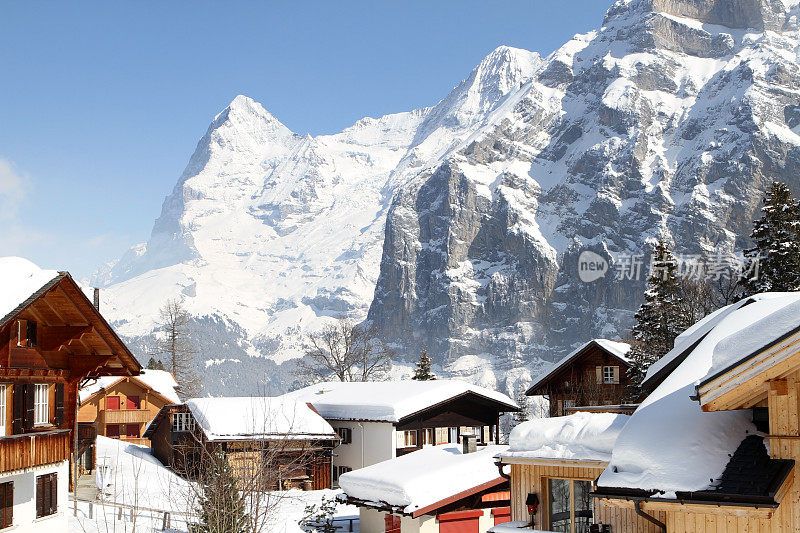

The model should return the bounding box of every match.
[437,509,483,521]
[411,476,507,518]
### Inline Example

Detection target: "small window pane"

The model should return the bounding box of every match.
[548,478,571,533]
[574,480,594,530]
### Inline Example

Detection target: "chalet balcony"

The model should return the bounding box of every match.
[101,409,152,425]
[0,429,71,474]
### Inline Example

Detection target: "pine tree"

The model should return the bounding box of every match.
[743,181,800,294]
[193,449,248,533]
[412,346,436,380]
[626,240,690,399]
[513,391,530,425]
[146,357,165,371]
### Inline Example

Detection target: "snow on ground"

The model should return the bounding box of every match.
[0,256,59,321]
[73,436,356,532]
[500,412,627,462]
[283,380,518,422]
[338,444,507,514]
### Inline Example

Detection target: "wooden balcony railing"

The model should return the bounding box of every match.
[101,409,152,425]
[0,429,71,474]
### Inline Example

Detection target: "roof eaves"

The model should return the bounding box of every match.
[0,272,66,329]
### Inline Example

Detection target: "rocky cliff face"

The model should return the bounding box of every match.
[367,0,800,393]
[98,0,800,396]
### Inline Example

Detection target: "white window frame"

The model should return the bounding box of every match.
[0,385,6,436]
[448,427,458,443]
[401,430,417,447]
[422,428,435,446]
[172,413,195,432]
[603,366,615,384]
[34,384,49,426]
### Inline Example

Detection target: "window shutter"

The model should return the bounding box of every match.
[612,366,620,384]
[0,482,12,529]
[12,385,23,435]
[35,476,43,518]
[16,320,27,347]
[54,384,64,426]
[50,473,57,515]
[595,366,602,384]
[395,431,404,448]
[23,385,34,431]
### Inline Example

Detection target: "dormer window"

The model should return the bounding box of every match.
[16,320,37,348]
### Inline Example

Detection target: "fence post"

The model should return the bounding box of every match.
[162,511,170,531]
[88,502,93,519]
[117,506,123,520]
[129,508,134,522]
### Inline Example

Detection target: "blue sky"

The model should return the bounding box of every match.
[0,1,609,279]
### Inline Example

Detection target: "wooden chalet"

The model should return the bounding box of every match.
[0,257,140,531]
[78,369,179,469]
[526,339,632,417]
[144,397,339,491]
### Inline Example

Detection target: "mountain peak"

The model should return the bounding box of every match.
[213,94,293,135]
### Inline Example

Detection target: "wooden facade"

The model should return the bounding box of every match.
[79,375,175,447]
[527,340,632,417]
[145,404,337,491]
[0,272,140,476]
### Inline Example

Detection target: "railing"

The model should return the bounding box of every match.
[0,429,71,473]
[101,409,152,425]
[118,436,149,446]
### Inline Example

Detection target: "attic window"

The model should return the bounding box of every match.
[16,320,37,348]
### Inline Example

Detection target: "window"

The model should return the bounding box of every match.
[35,473,57,518]
[333,465,352,484]
[384,514,401,533]
[547,478,593,533]
[126,396,140,410]
[603,366,619,384]
[336,427,352,444]
[106,396,120,410]
[125,424,140,438]
[448,427,458,443]
[172,413,195,432]
[472,426,483,442]
[0,385,6,436]
[563,400,575,413]
[16,320,37,348]
[106,424,120,439]
[0,481,11,529]
[422,428,435,446]
[399,430,417,448]
[33,384,49,426]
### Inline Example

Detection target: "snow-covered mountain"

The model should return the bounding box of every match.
[95,46,541,393]
[98,0,800,396]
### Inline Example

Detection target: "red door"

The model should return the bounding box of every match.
[385,514,401,533]
[126,424,140,438]
[106,396,120,410]
[126,396,140,409]
[106,424,120,438]
[438,510,481,533]
[491,507,511,526]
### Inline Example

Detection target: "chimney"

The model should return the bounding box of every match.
[462,433,477,454]
[93,288,100,311]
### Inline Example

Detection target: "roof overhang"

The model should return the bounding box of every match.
[594,494,779,518]
[496,456,608,468]
[696,327,800,412]
[396,390,519,425]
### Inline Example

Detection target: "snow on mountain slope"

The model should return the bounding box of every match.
[96,47,541,392]
[368,0,800,395]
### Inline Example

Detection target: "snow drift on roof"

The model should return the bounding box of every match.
[528,339,631,391]
[499,412,627,462]
[186,396,336,441]
[80,369,181,404]
[338,444,507,513]
[283,380,517,422]
[598,293,800,496]
[0,257,59,323]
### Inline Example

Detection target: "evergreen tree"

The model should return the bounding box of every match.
[193,449,248,533]
[412,346,436,380]
[146,357,165,371]
[513,391,530,425]
[626,240,690,399]
[743,181,800,294]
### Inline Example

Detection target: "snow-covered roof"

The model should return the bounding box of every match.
[498,412,627,463]
[527,339,631,392]
[186,396,337,441]
[80,369,181,404]
[283,380,518,422]
[0,257,60,325]
[598,293,800,497]
[338,444,507,515]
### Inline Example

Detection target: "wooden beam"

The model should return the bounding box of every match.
[38,326,93,351]
[769,379,789,396]
[38,298,67,327]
